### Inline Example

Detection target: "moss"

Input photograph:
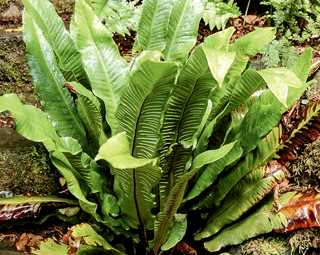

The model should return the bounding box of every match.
[0,34,40,108]
[289,229,320,255]
[227,236,289,255]
[290,140,320,188]
[0,143,59,195]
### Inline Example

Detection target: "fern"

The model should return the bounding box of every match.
[203,0,240,30]
[261,0,320,43]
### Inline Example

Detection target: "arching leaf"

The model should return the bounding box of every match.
[160,46,216,203]
[203,192,295,252]
[134,0,172,52]
[67,82,107,155]
[71,0,129,133]
[22,0,88,84]
[196,163,286,240]
[23,14,86,144]
[186,141,242,201]
[117,53,178,158]
[164,0,205,61]
[96,132,161,229]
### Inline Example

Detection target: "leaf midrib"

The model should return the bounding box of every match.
[34,30,84,138]
[164,0,189,59]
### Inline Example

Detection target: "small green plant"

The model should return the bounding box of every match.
[203,0,240,30]
[259,38,299,68]
[262,0,320,42]
[85,0,141,36]
[0,0,313,254]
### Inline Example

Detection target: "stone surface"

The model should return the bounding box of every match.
[0,1,63,195]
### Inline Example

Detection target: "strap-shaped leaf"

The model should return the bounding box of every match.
[231,98,284,154]
[72,0,128,133]
[96,132,161,229]
[186,141,242,201]
[212,126,282,207]
[291,47,312,82]
[204,47,236,87]
[68,82,107,155]
[23,13,86,144]
[161,214,187,251]
[196,164,286,240]
[0,94,60,150]
[160,46,216,201]
[258,67,305,108]
[22,0,88,84]
[50,152,100,221]
[153,143,236,254]
[229,69,266,109]
[116,53,178,158]
[0,94,101,222]
[134,0,172,52]
[164,0,205,61]
[230,27,275,56]
[0,195,77,205]
[203,192,295,252]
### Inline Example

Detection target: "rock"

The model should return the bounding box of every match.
[0,129,59,195]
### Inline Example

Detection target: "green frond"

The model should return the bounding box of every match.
[203,192,296,252]
[134,0,172,52]
[22,0,88,84]
[96,132,161,229]
[23,13,86,144]
[68,82,107,155]
[160,46,216,203]
[117,53,178,159]
[164,0,205,61]
[196,164,286,240]
[71,0,129,133]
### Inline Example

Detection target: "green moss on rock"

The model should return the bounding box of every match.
[0,142,58,195]
[290,140,320,188]
[227,236,289,255]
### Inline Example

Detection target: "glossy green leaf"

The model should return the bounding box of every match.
[231,27,276,56]
[69,82,107,154]
[154,143,238,254]
[71,223,124,255]
[258,67,305,107]
[134,0,172,52]
[72,0,128,133]
[203,192,295,252]
[22,0,88,84]
[161,214,187,251]
[32,239,68,255]
[160,46,216,202]
[204,48,236,87]
[96,132,161,229]
[23,14,86,144]
[0,195,77,205]
[196,166,286,240]
[117,53,178,159]
[186,142,242,201]
[164,0,205,61]
[0,94,60,151]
